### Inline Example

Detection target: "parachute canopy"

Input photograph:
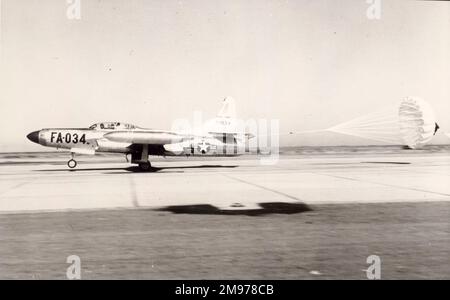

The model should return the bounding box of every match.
[327,97,438,148]
[398,97,438,149]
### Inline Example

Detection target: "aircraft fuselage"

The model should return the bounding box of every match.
[27,124,243,170]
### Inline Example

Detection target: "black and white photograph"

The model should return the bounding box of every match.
[0,0,449,286]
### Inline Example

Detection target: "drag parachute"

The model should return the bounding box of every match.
[327,97,438,148]
[398,97,438,149]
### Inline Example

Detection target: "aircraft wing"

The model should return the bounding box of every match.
[70,147,96,155]
[70,138,99,155]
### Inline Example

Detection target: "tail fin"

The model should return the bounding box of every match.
[217,96,236,119]
[204,97,239,135]
[205,97,254,145]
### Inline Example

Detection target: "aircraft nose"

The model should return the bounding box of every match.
[27,131,40,144]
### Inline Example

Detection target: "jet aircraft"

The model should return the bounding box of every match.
[27,97,252,171]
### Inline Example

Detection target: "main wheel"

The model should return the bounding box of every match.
[68,159,77,169]
[138,162,151,171]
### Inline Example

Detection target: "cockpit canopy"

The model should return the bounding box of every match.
[89,122,137,130]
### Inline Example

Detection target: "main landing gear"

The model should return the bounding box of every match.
[67,153,77,169]
[131,145,152,172]
[138,161,152,171]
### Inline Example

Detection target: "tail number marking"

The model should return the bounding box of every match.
[51,132,87,144]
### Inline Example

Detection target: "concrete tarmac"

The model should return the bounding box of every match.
[0,148,449,279]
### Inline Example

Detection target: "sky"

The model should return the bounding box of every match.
[0,0,449,151]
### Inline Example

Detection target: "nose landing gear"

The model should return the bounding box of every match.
[67,152,77,169]
[68,159,77,169]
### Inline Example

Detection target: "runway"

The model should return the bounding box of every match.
[0,147,449,279]
[1,147,450,213]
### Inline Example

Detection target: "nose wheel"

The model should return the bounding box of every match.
[68,159,77,169]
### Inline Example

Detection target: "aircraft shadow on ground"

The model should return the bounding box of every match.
[155,202,312,216]
[37,165,238,173]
